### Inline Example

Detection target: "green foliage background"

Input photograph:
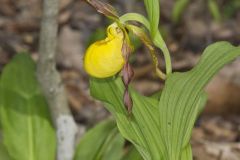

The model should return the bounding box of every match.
[0,54,56,160]
[90,42,240,160]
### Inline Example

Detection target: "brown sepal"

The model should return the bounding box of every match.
[84,0,119,20]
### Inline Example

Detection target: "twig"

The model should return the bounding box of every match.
[37,0,77,160]
[217,150,223,160]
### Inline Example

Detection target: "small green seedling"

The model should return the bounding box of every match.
[172,0,221,23]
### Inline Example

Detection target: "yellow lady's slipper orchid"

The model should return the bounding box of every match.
[84,23,125,78]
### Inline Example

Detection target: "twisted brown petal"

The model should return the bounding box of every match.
[121,35,134,114]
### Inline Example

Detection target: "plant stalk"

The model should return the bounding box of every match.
[37,0,77,159]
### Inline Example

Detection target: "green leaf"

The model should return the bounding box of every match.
[90,77,165,160]
[143,0,159,38]
[180,144,192,160]
[74,119,124,160]
[172,0,190,23]
[158,42,240,159]
[0,142,11,160]
[121,146,143,160]
[0,53,56,160]
[208,0,221,22]
[102,131,124,160]
[90,42,240,160]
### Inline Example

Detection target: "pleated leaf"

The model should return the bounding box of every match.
[121,146,143,160]
[158,42,240,159]
[0,54,56,160]
[90,41,240,160]
[0,142,11,160]
[74,119,124,160]
[91,77,163,159]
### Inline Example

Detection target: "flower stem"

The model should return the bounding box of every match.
[120,13,172,77]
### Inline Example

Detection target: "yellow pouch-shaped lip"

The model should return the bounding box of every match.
[84,24,125,78]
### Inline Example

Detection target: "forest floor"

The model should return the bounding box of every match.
[0,0,240,159]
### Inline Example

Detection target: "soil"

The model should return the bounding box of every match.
[0,0,239,159]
